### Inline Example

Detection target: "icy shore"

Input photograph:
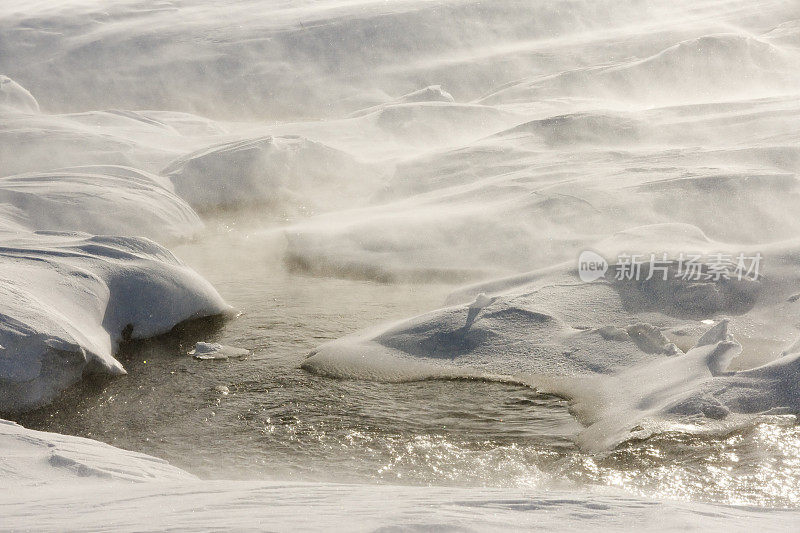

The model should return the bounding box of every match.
[2,419,798,532]
[2,0,800,527]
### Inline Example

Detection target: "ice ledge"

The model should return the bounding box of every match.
[0,231,233,413]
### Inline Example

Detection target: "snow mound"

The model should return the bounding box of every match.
[371,102,516,145]
[163,135,378,213]
[305,224,800,449]
[0,75,39,114]
[495,112,649,147]
[0,166,202,241]
[287,92,800,282]
[0,232,232,413]
[4,415,799,531]
[0,419,195,484]
[397,85,455,104]
[0,109,210,177]
[482,34,799,105]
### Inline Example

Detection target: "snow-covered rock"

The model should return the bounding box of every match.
[304,224,800,449]
[163,135,379,213]
[0,166,202,241]
[0,232,232,412]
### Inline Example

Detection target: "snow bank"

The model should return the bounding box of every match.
[0,419,194,484]
[2,418,799,531]
[0,232,231,412]
[304,224,800,449]
[0,75,38,113]
[0,166,202,241]
[163,135,381,213]
[481,34,800,106]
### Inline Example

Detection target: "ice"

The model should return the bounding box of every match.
[189,342,249,360]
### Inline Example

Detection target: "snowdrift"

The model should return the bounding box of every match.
[0,166,201,241]
[162,135,380,213]
[3,418,800,531]
[0,75,38,113]
[284,89,800,282]
[0,418,195,483]
[305,223,800,449]
[0,0,690,118]
[481,34,800,106]
[0,232,231,413]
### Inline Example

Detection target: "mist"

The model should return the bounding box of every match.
[3,0,800,529]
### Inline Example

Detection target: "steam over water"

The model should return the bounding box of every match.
[4,0,800,521]
[16,217,800,508]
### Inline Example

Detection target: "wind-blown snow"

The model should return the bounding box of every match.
[0,166,201,240]
[2,0,800,526]
[0,75,38,114]
[162,135,381,214]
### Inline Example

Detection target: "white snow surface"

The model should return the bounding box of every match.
[2,418,799,532]
[162,134,382,213]
[0,165,201,240]
[2,0,800,528]
[0,231,231,412]
[305,226,800,450]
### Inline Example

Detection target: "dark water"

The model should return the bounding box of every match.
[15,219,800,507]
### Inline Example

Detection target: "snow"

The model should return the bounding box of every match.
[481,34,799,106]
[0,165,201,241]
[1,0,800,528]
[304,226,800,450]
[0,419,194,484]
[2,418,799,532]
[162,135,381,213]
[0,232,231,412]
[0,75,39,114]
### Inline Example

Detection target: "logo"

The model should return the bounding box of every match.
[576,251,762,283]
[578,250,608,282]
